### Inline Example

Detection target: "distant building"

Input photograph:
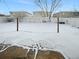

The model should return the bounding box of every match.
[33,11,52,17]
[0,14,5,17]
[0,13,14,23]
[53,11,79,18]
[0,11,79,26]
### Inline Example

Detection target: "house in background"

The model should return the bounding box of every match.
[33,11,52,17]
[53,11,79,18]
[53,11,79,27]
[0,13,14,23]
[0,11,79,27]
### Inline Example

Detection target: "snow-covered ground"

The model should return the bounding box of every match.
[0,22,79,59]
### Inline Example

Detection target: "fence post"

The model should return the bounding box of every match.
[57,17,59,33]
[17,17,19,31]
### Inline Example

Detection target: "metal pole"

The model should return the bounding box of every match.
[17,17,19,31]
[57,17,59,33]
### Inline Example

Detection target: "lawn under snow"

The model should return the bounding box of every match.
[0,22,79,59]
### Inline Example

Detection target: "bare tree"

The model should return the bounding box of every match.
[34,0,62,22]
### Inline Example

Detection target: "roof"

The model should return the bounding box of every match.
[0,14,5,16]
[10,11,32,15]
[53,11,79,18]
[10,11,32,17]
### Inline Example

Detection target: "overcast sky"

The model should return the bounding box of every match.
[0,0,79,14]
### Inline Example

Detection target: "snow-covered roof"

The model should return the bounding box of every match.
[10,11,32,17]
[53,11,79,18]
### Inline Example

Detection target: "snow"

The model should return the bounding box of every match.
[26,49,30,56]
[0,22,79,59]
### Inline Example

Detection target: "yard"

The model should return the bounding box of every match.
[0,22,79,59]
